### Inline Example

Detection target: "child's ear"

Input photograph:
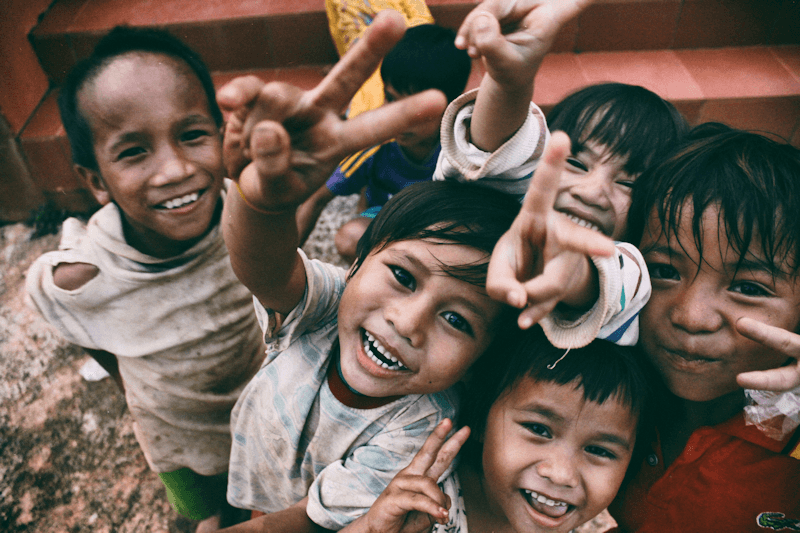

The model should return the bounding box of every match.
[75,165,111,205]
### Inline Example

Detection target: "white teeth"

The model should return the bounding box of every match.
[162,192,199,209]
[363,331,406,370]
[524,489,568,508]
[566,214,600,233]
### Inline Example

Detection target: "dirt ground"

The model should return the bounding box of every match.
[0,196,614,532]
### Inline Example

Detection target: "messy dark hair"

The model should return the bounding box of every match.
[380,24,471,103]
[548,83,688,187]
[58,25,223,171]
[460,325,656,478]
[628,122,800,276]
[351,180,520,288]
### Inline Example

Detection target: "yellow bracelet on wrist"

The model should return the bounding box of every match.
[233,181,288,215]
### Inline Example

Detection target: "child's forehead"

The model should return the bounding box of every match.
[79,52,209,127]
[643,201,798,276]
[83,52,199,104]
[379,238,488,271]
[506,377,638,430]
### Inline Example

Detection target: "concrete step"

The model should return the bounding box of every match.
[30,0,800,83]
[18,0,800,210]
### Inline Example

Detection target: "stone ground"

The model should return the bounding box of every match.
[0,195,613,532]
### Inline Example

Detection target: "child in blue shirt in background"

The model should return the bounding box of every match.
[296,23,472,262]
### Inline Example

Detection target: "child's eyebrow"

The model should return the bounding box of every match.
[594,432,633,451]
[179,114,216,127]
[725,256,785,279]
[108,131,145,152]
[519,404,565,423]
[640,243,676,257]
[387,249,428,273]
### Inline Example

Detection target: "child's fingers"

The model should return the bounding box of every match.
[248,122,292,182]
[553,216,616,257]
[402,419,455,477]
[223,116,250,182]
[217,75,266,112]
[424,426,470,482]
[736,317,800,357]
[516,273,569,329]
[487,242,532,309]
[736,317,800,391]
[338,89,447,157]
[239,82,302,157]
[737,365,800,392]
[521,132,571,230]
[518,299,558,330]
[308,9,407,113]
[390,476,451,513]
[456,11,502,59]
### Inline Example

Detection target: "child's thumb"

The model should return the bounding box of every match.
[466,13,500,55]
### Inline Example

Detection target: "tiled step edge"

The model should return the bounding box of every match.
[31,0,800,84]
[19,46,800,211]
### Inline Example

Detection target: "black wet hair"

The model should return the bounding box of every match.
[628,122,800,276]
[460,325,656,475]
[380,24,471,103]
[58,25,223,171]
[351,180,520,289]
[548,83,688,187]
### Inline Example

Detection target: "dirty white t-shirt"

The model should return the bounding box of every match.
[26,202,264,475]
[227,251,458,529]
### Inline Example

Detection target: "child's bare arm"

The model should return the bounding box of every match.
[456,0,592,152]
[736,317,800,392]
[217,10,446,314]
[340,419,470,533]
[218,498,329,533]
[487,132,615,329]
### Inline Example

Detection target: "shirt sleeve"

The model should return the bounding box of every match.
[305,391,458,529]
[25,218,102,350]
[253,250,347,350]
[540,242,651,348]
[433,89,550,198]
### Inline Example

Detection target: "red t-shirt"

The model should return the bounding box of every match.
[609,413,800,532]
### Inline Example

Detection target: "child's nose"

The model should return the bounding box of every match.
[573,169,612,209]
[385,295,428,348]
[536,447,579,488]
[669,282,724,334]
[152,146,194,185]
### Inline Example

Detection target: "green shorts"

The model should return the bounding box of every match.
[158,468,228,521]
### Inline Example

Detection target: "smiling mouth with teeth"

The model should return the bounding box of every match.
[157,191,201,210]
[564,213,601,233]
[362,331,406,371]
[523,489,570,518]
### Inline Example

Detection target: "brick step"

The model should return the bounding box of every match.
[20,44,800,211]
[31,0,800,84]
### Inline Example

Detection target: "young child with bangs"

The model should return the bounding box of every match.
[214,12,526,533]
[338,323,656,533]
[213,3,633,530]
[450,3,800,527]
[25,27,265,528]
[434,0,686,347]
[605,123,800,531]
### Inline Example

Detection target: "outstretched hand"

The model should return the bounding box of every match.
[487,132,615,329]
[344,419,470,533]
[217,9,447,213]
[736,317,800,392]
[455,0,593,90]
